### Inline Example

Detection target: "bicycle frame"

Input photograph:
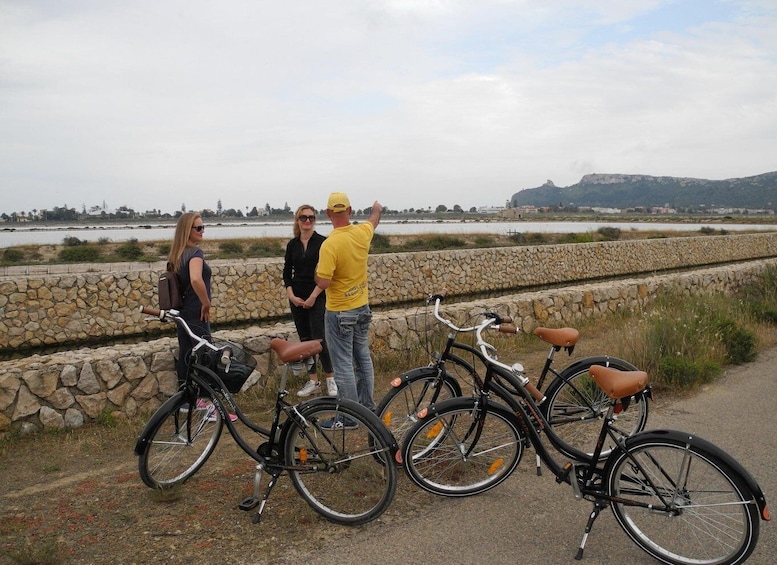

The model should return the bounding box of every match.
[135,306,398,524]
[465,319,769,521]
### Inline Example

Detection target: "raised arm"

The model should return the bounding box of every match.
[368,201,383,229]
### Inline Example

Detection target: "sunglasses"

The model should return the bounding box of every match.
[298,215,316,222]
[192,225,205,232]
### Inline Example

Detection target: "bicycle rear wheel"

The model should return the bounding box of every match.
[402,397,524,497]
[606,434,759,565]
[284,399,397,525]
[376,368,461,445]
[543,357,648,459]
[137,395,223,488]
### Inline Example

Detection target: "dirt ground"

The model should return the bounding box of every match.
[0,382,440,565]
[0,342,557,565]
[3,323,775,565]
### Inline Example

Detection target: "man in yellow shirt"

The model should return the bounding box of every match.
[315,192,383,427]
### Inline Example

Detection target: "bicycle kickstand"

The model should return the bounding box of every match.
[575,499,606,560]
[238,463,281,524]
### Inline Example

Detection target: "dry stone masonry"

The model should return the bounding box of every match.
[1,232,776,434]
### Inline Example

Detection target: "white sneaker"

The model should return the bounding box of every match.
[297,380,321,397]
[326,377,338,397]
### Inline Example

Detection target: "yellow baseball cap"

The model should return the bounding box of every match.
[327,192,351,211]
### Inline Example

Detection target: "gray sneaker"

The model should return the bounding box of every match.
[297,380,321,397]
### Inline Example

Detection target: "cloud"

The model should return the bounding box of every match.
[0,0,776,214]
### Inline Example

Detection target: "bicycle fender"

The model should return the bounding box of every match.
[416,396,521,428]
[133,390,186,456]
[610,429,770,521]
[396,366,464,392]
[290,397,399,454]
[559,355,639,377]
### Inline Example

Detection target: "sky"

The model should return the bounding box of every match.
[1,0,776,215]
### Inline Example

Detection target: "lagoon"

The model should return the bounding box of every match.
[1,219,775,247]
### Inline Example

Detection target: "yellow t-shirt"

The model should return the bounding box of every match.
[316,222,374,311]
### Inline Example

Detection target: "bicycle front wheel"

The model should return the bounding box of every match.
[402,397,524,497]
[543,357,648,459]
[137,395,223,488]
[376,368,461,445]
[607,434,759,565]
[284,399,398,525]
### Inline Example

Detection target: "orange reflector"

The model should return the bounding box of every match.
[382,412,393,426]
[763,506,771,521]
[299,448,308,463]
[426,421,443,439]
[394,451,403,464]
[488,458,505,475]
[390,377,402,387]
[417,407,429,419]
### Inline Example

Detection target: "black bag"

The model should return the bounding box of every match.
[158,262,183,310]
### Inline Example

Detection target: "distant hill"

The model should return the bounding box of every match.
[510,171,777,210]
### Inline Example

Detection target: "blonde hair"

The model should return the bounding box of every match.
[167,212,202,270]
[292,205,316,239]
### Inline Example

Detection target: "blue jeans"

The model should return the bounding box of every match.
[324,305,375,411]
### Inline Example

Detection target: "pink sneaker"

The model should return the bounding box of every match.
[204,404,238,423]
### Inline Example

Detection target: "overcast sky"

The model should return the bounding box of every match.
[1,0,776,215]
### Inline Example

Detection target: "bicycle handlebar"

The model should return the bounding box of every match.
[139,306,221,355]
[473,316,546,404]
[429,291,514,333]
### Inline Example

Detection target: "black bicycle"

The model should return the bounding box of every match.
[134,306,397,525]
[377,292,650,466]
[399,313,770,563]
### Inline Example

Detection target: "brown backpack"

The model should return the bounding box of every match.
[158,262,183,310]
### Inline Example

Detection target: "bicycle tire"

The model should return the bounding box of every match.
[401,397,525,497]
[606,433,760,565]
[376,367,462,445]
[284,398,398,525]
[137,393,223,488]
[542,356,648,459]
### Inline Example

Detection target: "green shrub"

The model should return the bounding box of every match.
[561,233,595,244]
[247,240,282,257]
[97,237,111,245]
[3,248,24,263]
[597,226,621,241]
[62,236,85,246]
[525,232,547,244]
[401,235,466,251]
[508,232,528,244]
[657,357,721,388]
[157,243,171,256]
[220,241,244,255]
[58,244,101,262]
[115,239,143,260]
[737,265,777,326]
[715,320,757,364]
[370,233,392,252]
[473,236,494,247]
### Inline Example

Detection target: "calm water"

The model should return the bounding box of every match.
[1,219,775,247]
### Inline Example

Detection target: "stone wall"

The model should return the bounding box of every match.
[2,232,777,352]
[1,257,775,434]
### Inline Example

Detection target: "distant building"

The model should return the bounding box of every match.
[477,205,506,214]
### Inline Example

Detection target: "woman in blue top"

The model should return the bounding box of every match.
[283,205,336,397]
[168,212,237,421]
[168,212,212,384]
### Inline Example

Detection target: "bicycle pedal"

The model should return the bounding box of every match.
[239,497,261,511]
[558,462,583,499]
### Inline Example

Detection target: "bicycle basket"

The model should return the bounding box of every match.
[196,339,257,393]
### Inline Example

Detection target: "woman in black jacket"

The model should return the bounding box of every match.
[283,205,336,397]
